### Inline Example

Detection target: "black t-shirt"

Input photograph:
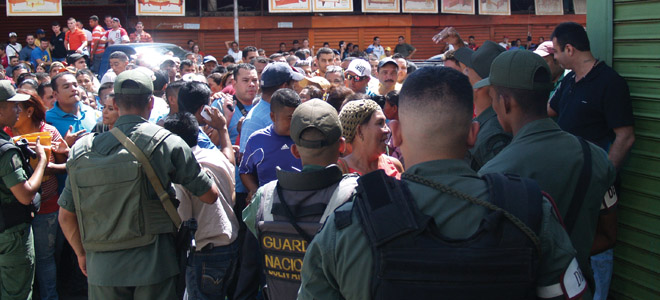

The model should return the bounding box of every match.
[50,32,67,59]
[549,62,634,150]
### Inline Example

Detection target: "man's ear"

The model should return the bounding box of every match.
[290,144,301,159]
[270,111,275,123]
[467,121,480,149]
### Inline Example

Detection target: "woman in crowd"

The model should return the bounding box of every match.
[36,63,47,73]
[6,89,68,300]
[192,44,204,66]
[337,99,403,178]
[92,94,118,133]
[76,69,100,97]
[48,61,64,78]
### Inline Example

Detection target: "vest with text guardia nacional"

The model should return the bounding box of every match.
[256,168,358,300]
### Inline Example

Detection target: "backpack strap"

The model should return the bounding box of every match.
[110,127,182,228]
[354,170,422,247]
[482,173,543,245]
[563,137,592,234]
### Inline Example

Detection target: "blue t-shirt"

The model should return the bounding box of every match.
[197,127,217,150]
[30,47,50,69]
[211,96,253,145]
[20,46,35,64]
[239,124,302,187]
[239,99,271,153]
[46,102,98,138]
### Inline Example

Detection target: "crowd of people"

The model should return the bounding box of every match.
[0,18,633,300]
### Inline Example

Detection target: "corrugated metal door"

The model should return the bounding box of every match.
[610,1,660,299]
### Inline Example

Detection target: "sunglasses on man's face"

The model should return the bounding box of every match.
[346,74,368,82]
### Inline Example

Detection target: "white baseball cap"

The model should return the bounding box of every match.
[346,59,371,77]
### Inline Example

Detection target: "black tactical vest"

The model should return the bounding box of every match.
[345,170,543,300]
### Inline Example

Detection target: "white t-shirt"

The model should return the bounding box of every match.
[83,29,93,42]
[6,43,22,58]
[228,48,242,63]
[101,28,129,45]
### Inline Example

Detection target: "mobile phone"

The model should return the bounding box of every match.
[201,106,212,122]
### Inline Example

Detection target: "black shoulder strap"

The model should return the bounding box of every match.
[275,183,314,243]
[354,170,422,247]
[234,95,249,116]
[0,140,17,157]
[564,137,592,234]
[483,173,543,241]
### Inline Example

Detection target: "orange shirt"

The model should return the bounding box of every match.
[65,29,87,52]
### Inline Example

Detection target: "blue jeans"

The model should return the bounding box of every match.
[591,249,614,300]
[32,212,64,300]
[185,241,239,300]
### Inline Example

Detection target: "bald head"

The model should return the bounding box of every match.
[398,67,474,153]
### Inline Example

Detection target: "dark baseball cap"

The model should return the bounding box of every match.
[0,81,30,102]
[114,70,154,95]
[453,47,474,67]
[261,62,304,88]
[290,99,342,149]
[378,57,399,71]
[471,41,506,80]
[66,53,87,65]
[475,50,554,91]
[36,29,45,34]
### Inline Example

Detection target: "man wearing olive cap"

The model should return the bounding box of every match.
[479,50,617,300]
[243,99,357,300]
[0,80,47,300]
[454,40,511,171]
[58,70,221,299]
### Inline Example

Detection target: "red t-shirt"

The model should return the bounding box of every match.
[65,29,87,52]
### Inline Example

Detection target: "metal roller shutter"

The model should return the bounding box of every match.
[609,0,660,299]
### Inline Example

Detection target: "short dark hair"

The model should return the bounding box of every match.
[35,72,49,82]
[316,47,334,59]
[115,80,151,110]
[98,82,114,97]
[398,35,404,39]
[407,61,417,75]
[37,82,52,99]
[242,46,258,59]
[373,36,379,41]
[551,22,590,52]
[153,70,169,91]
[165,80,186,100]
[179,59,194,72]
[326,86,354,112]
[109,51,129,62]
[222,54,235,64]
[211,65,227,75]
[293,40,299,44]
[269,53,284,61]
[294,50,306,60]
[178,81,211,114]
[270,88,301,114]
[469,35,475,39]
[207,73,223,85]
[89,15,99,21]
[51,21,60,26]
[385,90,399,107]
[399,67,473,134]
[251,56,269,66]
[163,112,199,148]
[233,63,255,79]
[75,68,94,80]
[494,86,550,118]
[302,85,323,100]
[51,72,72,92]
